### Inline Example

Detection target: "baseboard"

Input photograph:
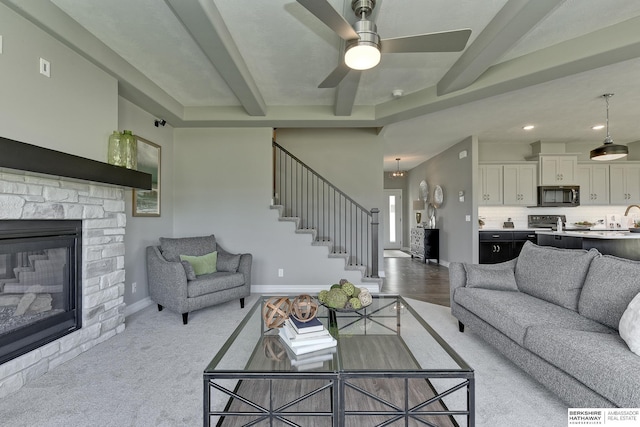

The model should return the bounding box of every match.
[125,296,153,318]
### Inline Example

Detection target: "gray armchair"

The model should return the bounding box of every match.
[146,235,251,324]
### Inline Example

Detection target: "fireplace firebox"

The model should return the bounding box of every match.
[0,220,81,365]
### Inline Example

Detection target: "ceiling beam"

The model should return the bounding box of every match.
[165,0,266,116]
[436,0,564,96]
[379,14,640,125]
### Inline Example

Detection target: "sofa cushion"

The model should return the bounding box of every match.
[579,255,640,331]
[454,287,612,346]
[524,326,640,408]
[463,262,518,291]
[515,241,598,311]
[620,292,640,356]
[217,252,241,272]
[159,235,217,262]
[180,251,217,276]
[187,272,245,298]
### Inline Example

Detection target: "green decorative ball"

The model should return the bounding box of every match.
[349,297,362,310]
[341,282,355,297]
[326,288,348,309]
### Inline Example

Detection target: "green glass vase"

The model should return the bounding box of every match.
[121,130,137,170]
[107,131,123,166]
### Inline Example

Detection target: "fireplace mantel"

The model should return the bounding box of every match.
[1,135,152,190]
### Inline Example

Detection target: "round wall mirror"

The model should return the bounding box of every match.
[419,180,429,202]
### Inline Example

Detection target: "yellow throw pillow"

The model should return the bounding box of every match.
[180,251,217,276]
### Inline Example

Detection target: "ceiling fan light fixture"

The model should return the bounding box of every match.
[590,93,628,161]
[345,43,380,70]
[344,19,380,70]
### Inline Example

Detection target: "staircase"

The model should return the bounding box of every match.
[272,142,382,290]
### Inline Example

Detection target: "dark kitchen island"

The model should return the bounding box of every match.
[536,230,640,261]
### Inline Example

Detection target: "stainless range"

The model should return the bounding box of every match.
[528,214,566,230]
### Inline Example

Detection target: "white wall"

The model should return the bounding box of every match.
[408,137,477,264]
[172,128,375,291]
[119,98,175,310]
[0,2,116,160]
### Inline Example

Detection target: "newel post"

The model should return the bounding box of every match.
[370,208,379,278]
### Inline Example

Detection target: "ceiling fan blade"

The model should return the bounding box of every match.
[381,29,471,53]
[297,0,359,41]
[318,63,352,88]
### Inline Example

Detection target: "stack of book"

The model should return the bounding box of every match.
[278,316,336,370]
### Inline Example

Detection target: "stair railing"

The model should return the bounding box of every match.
[273,141,379,278]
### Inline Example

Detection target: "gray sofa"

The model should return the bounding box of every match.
[146,235,251,324]
[450,241,640,408]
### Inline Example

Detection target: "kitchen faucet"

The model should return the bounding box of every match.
[624,205,640,216]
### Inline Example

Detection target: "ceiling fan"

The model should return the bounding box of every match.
[297,0,472,88]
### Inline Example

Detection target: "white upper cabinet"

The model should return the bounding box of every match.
[610,164,640,204]
[503,164,537,206]
[478,164,503,205]
[576,164,609,205]
[539,155,577,185]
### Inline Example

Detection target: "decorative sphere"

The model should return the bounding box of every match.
[358,291,373,307]
[263,335,286,361]
[262,296,291,328]
[290,294,318,322]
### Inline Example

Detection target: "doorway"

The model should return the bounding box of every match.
[383,189,403,249]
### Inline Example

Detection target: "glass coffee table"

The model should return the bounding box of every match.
[204,295,474,426]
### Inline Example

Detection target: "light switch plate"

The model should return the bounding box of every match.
[40,57,50,77]
[0,35,3,54]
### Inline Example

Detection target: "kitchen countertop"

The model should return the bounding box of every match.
[535,230,640,239]
[479,228,545,232]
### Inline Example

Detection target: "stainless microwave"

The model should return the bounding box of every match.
[537,186,580,207]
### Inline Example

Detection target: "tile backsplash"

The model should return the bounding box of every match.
[478,205,639,229]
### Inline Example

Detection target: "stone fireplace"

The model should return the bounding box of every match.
[0,219,82,366]
[0,170,127,398]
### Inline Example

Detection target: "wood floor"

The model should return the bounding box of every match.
[381,254,451,307]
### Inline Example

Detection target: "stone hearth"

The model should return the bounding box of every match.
[0,170,126,398]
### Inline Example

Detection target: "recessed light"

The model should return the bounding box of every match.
[523,125,535,130]
[592,124,605,130]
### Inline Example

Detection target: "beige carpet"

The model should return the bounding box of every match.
[0,295,567,426]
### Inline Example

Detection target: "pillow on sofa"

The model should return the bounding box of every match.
[463,263,518,291]
[515,241,599,311]
[619,292,640,356]
[181,261,197,281]
[217,252,241,272]
[160,235,217,262]
[180,251,217,276]
[579,255,640,330]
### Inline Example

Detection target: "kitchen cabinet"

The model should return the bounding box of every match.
[478,165,503,205]
[576,163,609,205]
[609,164,640,204]
[503,164,536,205]
[539,155,577,185]
[537,233,583,249]
[479,231,537,264]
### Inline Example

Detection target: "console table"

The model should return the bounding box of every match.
[410,228,440,264]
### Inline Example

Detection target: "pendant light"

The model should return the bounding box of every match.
[391,158,405,178]
[590,93,628,161]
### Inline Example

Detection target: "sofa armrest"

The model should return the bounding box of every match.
[449,262,467,307]
[146,246,188,307]
[449,259,518,307]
